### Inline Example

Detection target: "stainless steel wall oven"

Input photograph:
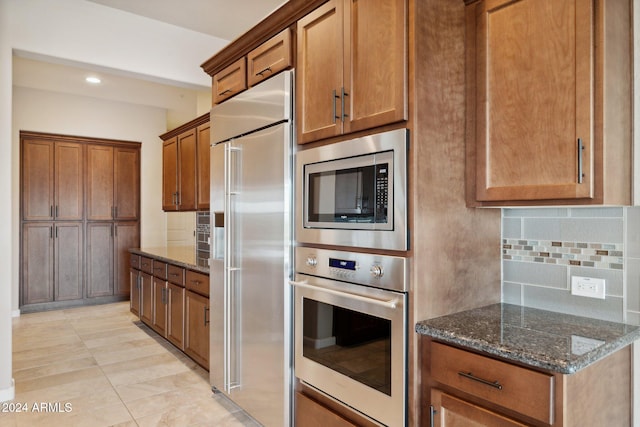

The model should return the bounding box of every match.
[291,247,408,426]
[296,129,408,251]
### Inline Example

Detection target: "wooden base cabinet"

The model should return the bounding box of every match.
[185,290,210,369]
[422,339,632,426]
[139,271,153,325]
[130,267,141,316]
[166,283,185,349]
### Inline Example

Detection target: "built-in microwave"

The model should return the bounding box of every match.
[296,129,408,251]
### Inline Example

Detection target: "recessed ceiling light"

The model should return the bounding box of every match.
[85,76,101,84]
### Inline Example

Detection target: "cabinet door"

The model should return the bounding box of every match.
[86,223,114,297]
[140,271,153,325]
[114,147,140,220]
[297,0,344,143]
[54,222,83,301]
[87,145,115,220]
[343,0,406,134]
[22,139,54,221]
[114,222,140,296]
[213,58,247,104]
[178,129,197,211]
[185,290,210,369]
[162,137,179,211]
[473,0,593,201]
[196,122,211,211]
[152,277,168,336]
[295,392,358,427]
[22,223,54,304]
[431,389,527,427]
[167,283,185,349]
[55,142,84,221]
[130,269,140,316]
[247,28,292,87]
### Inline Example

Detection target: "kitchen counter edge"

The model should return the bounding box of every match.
[129,247,210,274]
[415,303,640,375]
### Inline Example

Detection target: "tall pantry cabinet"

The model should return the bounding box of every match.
[20,131,141,312]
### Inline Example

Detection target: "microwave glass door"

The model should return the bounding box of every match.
[304,151,393,230]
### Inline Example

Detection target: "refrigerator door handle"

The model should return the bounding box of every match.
[224,142,241,394]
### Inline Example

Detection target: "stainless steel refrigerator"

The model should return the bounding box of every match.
[209,71,293,426]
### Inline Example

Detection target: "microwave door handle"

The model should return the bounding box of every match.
[289,280,398,309]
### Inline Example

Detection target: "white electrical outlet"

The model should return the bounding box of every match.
[571,276,606,299]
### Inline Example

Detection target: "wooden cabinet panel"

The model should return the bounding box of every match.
[54,222,83,301]
[297,0,343,143]
[130,254,140,270]
[114,147,140,220]
[130,268,141,316]
[177,129,197,210]
[185,290,210,369]
[344,0,406,134]
[153,260,168,281]
[152,277,168,336]
[295,392,358,427]
[139,256,153,274]
[213,57,247,104]
[296,0,406,144]
[55,142,83,220]
[114,222,140,296]
[168,264,185,286]
[167,283,185,349]
[185,270,209,297]
[140,271,153,325]
[431,389,527,427]
[22,223,54,304]
[196,122,211,211]
[86,145,115,220]
[22,139,54,221]
[467,0,631,205]
[86,223,114,298]
[430,342,554,424]
[162,137,179,210]
[247,28,292,87]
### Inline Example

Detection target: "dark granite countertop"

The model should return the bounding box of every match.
[130,246,210,274]
[415,303,640,374]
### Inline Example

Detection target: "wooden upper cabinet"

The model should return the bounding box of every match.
[161,115,210,212]
[467,0,632,206]
[55,142,84,220]
[296,0,407,144]
[247,28,292,87]
[162,137,179,210]
[213,58,247,104]
[22,139,83,221]
[196,122,211,210]
[114,147,140,220]
[178,129,197,211]
[87,145,115,220]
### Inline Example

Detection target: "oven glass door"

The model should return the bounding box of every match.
[292,274,406,426]
[303,151,393,230]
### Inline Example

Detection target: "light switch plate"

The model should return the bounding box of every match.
[571,276,606,299]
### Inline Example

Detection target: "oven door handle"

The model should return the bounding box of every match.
[290,280,398,309]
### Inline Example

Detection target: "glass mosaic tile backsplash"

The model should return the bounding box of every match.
[502,207,640,325]
[196,211,210,267]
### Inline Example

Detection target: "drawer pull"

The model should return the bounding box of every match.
[458,371,503,390]
[170,273,180,277]
[191,280,200,285]
[255,66,272,77]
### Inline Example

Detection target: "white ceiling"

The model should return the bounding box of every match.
[86,0,287,41]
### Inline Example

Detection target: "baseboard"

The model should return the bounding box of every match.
[11,310,20,318]
[0,379,15,402]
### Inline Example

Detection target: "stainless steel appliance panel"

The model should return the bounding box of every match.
[210,71,292,427]
[296,129,408,251]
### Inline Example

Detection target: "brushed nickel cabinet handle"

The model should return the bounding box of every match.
[204,306,210,326]
[255,66,272,77]
[577,138,585,184]
[341,87,349,120]
[219,89,232,96]
[332,89,339,124]
[458,371,503,390]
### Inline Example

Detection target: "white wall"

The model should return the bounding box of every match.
[0,0,227,402]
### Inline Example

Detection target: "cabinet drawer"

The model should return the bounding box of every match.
[167,264,185,286]
[213,57,247,104]
[153,261,168,280]
[186,270,209,297]
[130,254,140,270]
[247,28,292,87]
[430,342,554,425]
[139,256,153,274]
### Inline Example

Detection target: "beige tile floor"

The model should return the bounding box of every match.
[0,302,260,427]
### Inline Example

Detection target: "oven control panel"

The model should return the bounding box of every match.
[296,247,408,293]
